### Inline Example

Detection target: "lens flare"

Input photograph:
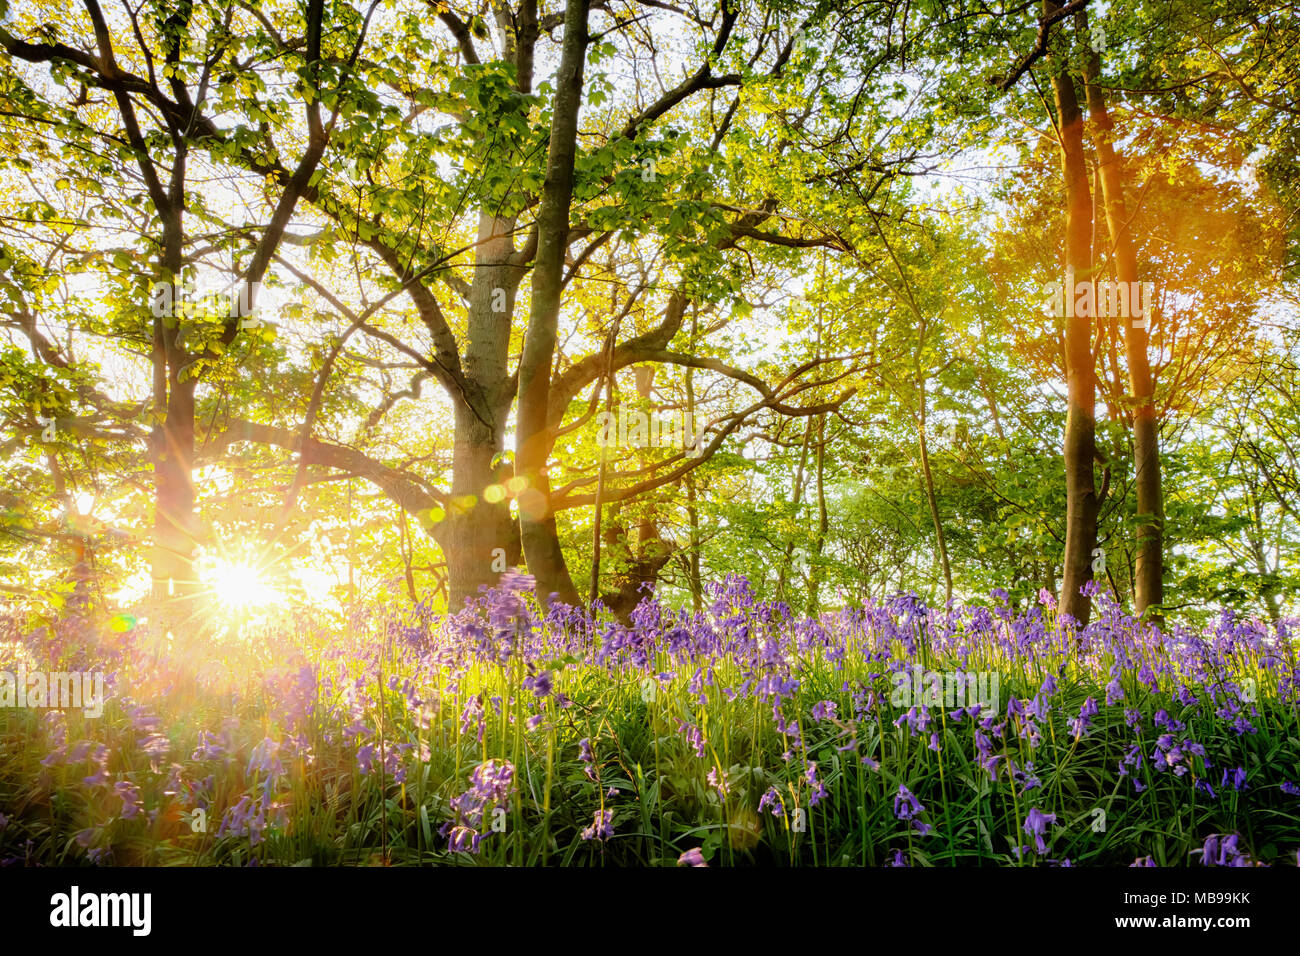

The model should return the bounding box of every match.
[201,559,285,611]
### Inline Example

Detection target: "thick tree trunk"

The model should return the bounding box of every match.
[151,378,198,601]
[444,400,516,607]
[514,0,589,607]
[446,207,528,608]
[1081,32,1164,620]
[150,198,197,605]
[1048,4,1098,625]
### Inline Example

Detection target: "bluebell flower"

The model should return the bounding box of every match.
[580,809,614,841]
[678,847,706,867]
[1022,807,1056,854]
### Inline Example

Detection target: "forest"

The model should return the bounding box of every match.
[0,0,1296,873]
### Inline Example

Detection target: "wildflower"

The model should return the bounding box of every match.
[357,743,376,774]
[1231,713,1257,736]
[810,700,837,721]
[1153,709,1185,733]
[1022,807,1056,855]
[1011,760,1041,793]
[136,732,170,765]
[1220,766,1248,792]
[893,784,924,822]
[446,825,480,853]
[192,731,226,761]
[1137,663,1158,692]
[1105,677,1125,706]
[82,767,109,787]
[459,695,485,741]
[888,849,909,867]
[499,569,536,592]
[578,738,597,780]
[442,760,515,854]
[581,809,614,842]
[678,847,706,867]
[66,740,93,763]
[1069,697,1099,739]
[758,787,784,817]
[707,767,728,799]
[1131,855,1157,867]
[676,720,707,758]
[894,705,931,736]
[805,762,828,806]
[524,670,552,698]
[1197,833,1251,867]
[114,780,143,820]
[247,737,285,779]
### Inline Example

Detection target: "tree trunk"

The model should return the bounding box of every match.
[776,417,814,604]
[514,0,589,607]
[443,400,517,607]
[683,323,703,613]
[149,197,197,606]
[917,383,953,605]
[151,378,198,602]
[1048,3,1098,625]
[444,206,528,608]
[806,415,829,614]
[1081,27,1164,620]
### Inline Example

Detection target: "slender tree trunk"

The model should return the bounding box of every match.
[1081,26,1164,620]
[917,386,953,605]
[1245,484,1282,626]
[776,417,814,604]
[1048,2,1098,625]
[683,317,703,613]
[684,474,702,613]
[399,505,418,603]
[514,0,589,606]
[806,415,829,614]
[589,313,618,605]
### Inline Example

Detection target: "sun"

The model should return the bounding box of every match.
[201,558,286,611]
